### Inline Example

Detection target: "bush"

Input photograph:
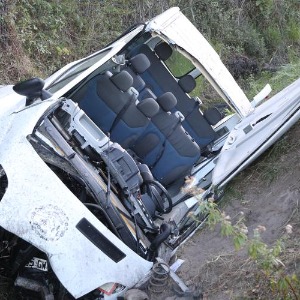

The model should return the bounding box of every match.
[1,0,299,83]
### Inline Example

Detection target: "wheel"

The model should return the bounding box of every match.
[142,180,173,214]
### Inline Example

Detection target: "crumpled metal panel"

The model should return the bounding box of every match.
[0,98,152,298]
[212,77,300,186]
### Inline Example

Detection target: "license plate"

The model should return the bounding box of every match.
[25,257,48,271]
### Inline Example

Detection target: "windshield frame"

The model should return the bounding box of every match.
[46,48,112,93]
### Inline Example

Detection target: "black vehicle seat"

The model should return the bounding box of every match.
[77,70,135,134]
[154,42,173,61]
[203,107,223,126]
[123,53,157,101]
[177,74,218,147]
[132,92,201,185]
[128,42,218,148]
[123,53,151,92]
[110,97,159,149]
[128,43,169,96]
[177,75,196,95]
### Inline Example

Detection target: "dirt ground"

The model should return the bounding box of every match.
[151,121,300,300]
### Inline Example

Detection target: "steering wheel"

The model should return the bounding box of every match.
[143,179,173,214]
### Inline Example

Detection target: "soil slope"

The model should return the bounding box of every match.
[168,121,300,300]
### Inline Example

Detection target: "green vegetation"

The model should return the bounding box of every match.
[0,0,300,84]
[187,0,300,62]
[195,192,300,299]
[246,61,300,99]
[0,0,150,82]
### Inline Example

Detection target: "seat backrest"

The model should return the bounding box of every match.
[132,92,200,185]
[177,74,218,147]
[203,107,223,125]
[151,93,200,184]
[110,97,159,149]
[178,75,196,94]
[129,43,218,148]
[123,53,151,92]
[77,70,134,134]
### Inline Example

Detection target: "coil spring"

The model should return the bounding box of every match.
[148,261,170,293]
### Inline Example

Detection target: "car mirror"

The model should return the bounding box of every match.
[13,77,52,105]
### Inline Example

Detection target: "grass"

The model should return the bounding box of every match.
[195,190,300,300]
[245,60,300,99]
[197,118,300,299]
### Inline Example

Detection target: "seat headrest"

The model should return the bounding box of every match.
[110,71,133,92]
[203,107,222,125]
[178,75,196,93]
[137,98,159,118]
[154,42,172,61]
[157,92,177,112]
[130,54,151,74]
